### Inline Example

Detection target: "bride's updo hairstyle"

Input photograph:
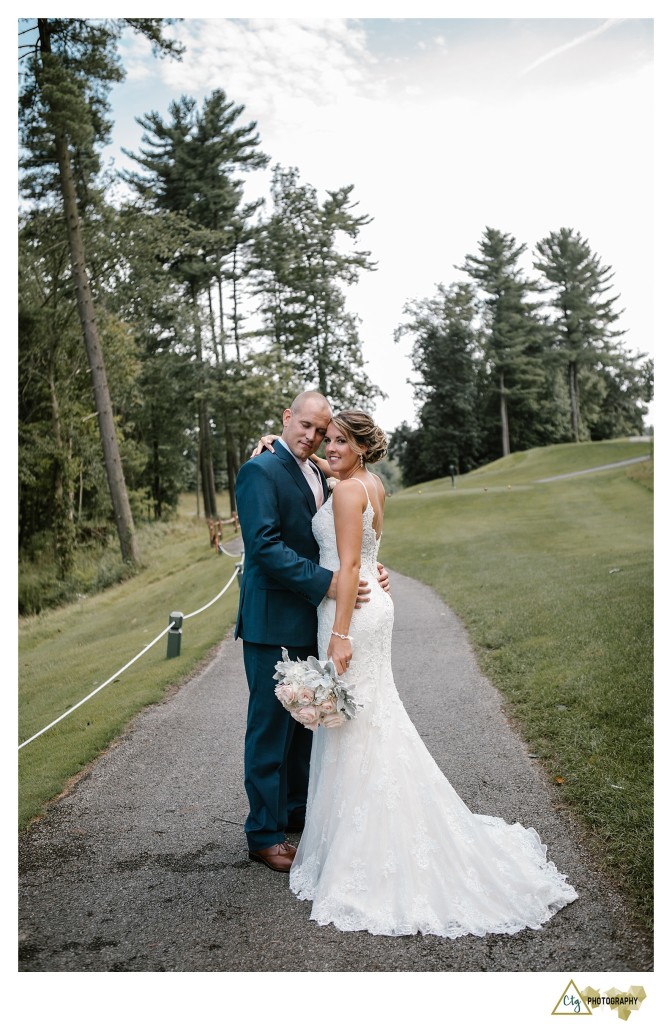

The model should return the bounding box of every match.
[331,410,388,465]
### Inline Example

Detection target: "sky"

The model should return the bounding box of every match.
[91,8,657,435]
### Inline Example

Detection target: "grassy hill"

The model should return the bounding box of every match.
[18,439,653,925]
[402,437,652,491]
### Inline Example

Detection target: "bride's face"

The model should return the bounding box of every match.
[324,423,363,477]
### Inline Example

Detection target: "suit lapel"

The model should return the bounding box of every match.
[274,440,317,514]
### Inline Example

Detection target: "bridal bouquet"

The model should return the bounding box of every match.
[273,647,362,730]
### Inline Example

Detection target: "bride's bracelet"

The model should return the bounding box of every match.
[331,630,353,641]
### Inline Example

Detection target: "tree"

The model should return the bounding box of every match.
[394,282,482,482]
[19,201,151,571]
[122,89,269,516]
[533,227,629,442]
[104,204,201,518]
[460,227,547,460]
[580,356,653,440]
[19,18,183,563]
[252,166,384,409]
[19,209,81,573]
[386,422,423,488]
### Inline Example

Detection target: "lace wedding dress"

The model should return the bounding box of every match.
[289,480,578,937]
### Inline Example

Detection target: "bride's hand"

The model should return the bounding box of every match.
[250,433,279,458]
[327,634,353,676]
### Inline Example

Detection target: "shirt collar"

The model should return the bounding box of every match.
[278,436,317,472]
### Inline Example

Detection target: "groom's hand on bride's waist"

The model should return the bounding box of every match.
[326,570,371,607]
[354,577,372,608]
[326,566,390,607]
[377,562,390,595]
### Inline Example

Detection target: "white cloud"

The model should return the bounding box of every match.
[121,31,159,82]
[151,18,375,113]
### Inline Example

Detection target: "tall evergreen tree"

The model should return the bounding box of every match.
[123,89,269,515]
[19,17,183,564]
[533,227,627,442]
[460,227,547,460]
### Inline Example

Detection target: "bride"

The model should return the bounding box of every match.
[260,410,578,938]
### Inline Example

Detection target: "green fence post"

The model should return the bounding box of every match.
[167,611,183,658]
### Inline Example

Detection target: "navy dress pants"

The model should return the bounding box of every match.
[242,640,315,852]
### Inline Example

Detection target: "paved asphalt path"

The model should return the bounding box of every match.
[18,569,652,973]
[536,454,650,483]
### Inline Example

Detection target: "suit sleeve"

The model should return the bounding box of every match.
[236,458,333,606]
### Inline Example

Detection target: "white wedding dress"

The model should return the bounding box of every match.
[289,481,578,937]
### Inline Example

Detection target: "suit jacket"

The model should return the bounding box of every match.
[234,440,333,647]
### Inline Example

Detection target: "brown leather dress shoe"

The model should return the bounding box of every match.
[248,842,297,872]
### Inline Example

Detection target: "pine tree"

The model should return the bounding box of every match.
[19,18,183,563]
[460,228,547,459]
[123,89,269,516]
[533,227,627,442]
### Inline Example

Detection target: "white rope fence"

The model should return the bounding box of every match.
[218,545,240,558]
[18,562,243,751]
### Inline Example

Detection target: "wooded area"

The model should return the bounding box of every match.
[18,18,652,611]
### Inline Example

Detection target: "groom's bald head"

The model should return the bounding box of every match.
[282,391,332,461]
[289,391,331,417]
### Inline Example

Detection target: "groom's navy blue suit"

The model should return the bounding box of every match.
[235,440,333,852]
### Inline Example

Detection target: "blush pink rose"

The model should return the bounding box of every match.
[275,683,297,707]
[296,686,316,706]
[319,698,336,713]
[292,706,321,729]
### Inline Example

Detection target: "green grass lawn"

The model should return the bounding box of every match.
[18,509,244,828]
[18,440,653,928]
[382,439,653,925]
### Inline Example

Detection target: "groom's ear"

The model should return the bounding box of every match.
[282,409,292,428]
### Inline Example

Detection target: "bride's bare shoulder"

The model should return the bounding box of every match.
[331,478,368,507]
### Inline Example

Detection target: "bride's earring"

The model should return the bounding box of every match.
[359,453,364,469]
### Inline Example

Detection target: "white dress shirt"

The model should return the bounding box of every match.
[278,438,324,509]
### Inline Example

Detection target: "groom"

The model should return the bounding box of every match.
[234,390,385,871]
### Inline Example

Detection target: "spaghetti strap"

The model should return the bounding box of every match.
[352,475,382,540]
[352,476,371,504]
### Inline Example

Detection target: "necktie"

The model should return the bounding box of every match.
[300,459,323,509]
